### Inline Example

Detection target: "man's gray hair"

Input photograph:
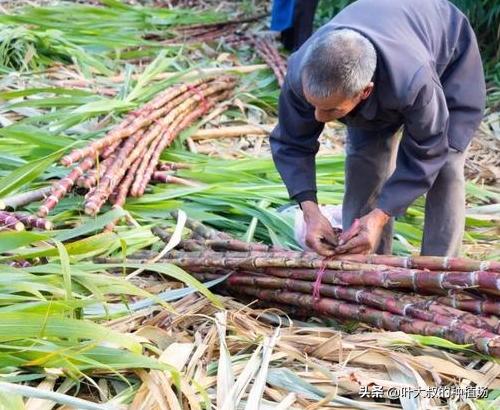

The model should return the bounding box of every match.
[301,28,377,98]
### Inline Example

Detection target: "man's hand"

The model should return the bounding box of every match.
[301,201,338,257]
[335,208,390,254]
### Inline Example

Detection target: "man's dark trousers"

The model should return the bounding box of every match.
[343,126,466,257]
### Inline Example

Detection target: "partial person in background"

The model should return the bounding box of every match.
[271,0,320,51]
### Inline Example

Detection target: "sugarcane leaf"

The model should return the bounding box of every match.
[0,312,142,353]
[0,389,24,410]
[54,240,72,301]
[0,150,60,196]
[0,381,116,410]
[100,262,223,308]
[0,231,50,253]
[54,208,126,242]
[409,335,474,351]
[0,124,73,149]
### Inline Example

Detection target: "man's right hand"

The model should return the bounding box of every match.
[301,201,338,257]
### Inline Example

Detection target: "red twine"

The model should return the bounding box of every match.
[187,84,209,112]
[312,257,331,302]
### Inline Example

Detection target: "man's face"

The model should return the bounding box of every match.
[303,83,374,123]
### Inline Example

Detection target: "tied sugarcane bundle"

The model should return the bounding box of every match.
[97,222,500,357]
[37,76,236,220]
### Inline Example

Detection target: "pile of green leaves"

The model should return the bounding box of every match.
[0,0,226,73]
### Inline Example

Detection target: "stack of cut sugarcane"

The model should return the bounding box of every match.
[104,220,500,357]
[37,76,236,221]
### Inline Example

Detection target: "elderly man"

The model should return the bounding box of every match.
[270,0,486,257]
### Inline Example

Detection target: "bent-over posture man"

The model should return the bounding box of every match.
[270,0,486,257]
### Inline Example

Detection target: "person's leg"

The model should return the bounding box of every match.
[421,148,466,256]
[281,0,319,51]
[343,126,400,254]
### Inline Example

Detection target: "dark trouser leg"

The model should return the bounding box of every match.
[342,126,399,254]
[281,0,319,51]
[421,148,466,256]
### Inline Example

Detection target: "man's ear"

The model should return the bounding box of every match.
[360,82,374,100]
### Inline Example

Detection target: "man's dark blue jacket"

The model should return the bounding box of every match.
[270,0,486,217]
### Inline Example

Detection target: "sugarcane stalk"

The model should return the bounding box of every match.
[131,84,234,197]
[263,267,500,292]
[215,283,500,357]
[176,13,266,32]
[156,161,192,171]
[223,273,500,335]
[369,287,500,334]
[13,213,52,230]
[434,293,500,316]
[333,254,500,273]
[0,212,24,231]
[150,172,202,187]
[84,80,233,215]
[100,139,122,160]
[190,124,272,140]
[0,187,52,210]
[9,259,32,268]
[83,127,147,215]
[104,156,145,232]
[132,249,500,292]
[38,155,96,217]
[76,153,117,189]
[133,102,212,195]
[60,77,216,166]
[129,100,195,196]
[111,251,376,271]
[178,239,278,252]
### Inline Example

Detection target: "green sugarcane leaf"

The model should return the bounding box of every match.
[0,150,60,196]
[0,231,50,253]
[409,335,473,350]
[0,390,24,410]
[54,208,126,242]
[0,312,142,353]
[54,240,72,301]
[99,262,223,308]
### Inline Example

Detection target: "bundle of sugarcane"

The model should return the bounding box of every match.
[0,211,52,231]
[37,76,236,220]
[225,34,287,86]
[101,222,500,357]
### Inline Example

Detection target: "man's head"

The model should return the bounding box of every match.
[301,29,377,122]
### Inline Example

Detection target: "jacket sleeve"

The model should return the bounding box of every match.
[377,69,450,217]
[270,75,325,204]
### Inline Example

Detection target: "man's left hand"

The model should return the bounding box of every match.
[335,209,390,254]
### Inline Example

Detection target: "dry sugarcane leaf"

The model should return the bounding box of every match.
[244,328,280,410]
[307,333,343,360]
[134,325,176,351]
[415,355,498,386]
[221,344,263,410]
[151,371,182,410]
[131,369,169,410]
[25,376,57,410]
[275,392,297,409]
[215,311,235,408]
